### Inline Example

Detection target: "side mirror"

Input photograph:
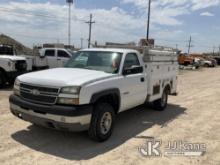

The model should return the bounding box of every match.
[123,66,143,75]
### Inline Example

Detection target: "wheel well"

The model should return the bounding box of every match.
[165,84,171,94]
[95,94,120,114]
[0,67,6,77]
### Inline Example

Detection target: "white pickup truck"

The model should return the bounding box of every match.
[0,45,31,88]
[24,48,74,71]
[9,47,178,141]
[39,48,73,68]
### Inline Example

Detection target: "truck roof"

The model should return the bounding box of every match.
[81,48,138,54]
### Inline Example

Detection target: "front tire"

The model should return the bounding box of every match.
[88,102,115,142]
[153,88,168,111]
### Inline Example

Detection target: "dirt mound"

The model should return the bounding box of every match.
[0,34,32,55]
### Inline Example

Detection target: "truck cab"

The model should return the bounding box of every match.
[9,47,178,141]
[0,44,30,87]
[40,48,73,68]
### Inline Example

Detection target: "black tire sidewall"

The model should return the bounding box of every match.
[89,102,115,142]
[161,89,168,108]
[153,88,168,111]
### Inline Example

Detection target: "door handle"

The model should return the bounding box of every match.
[140,77,145,82]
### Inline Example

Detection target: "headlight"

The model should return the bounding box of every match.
[8,61,12,67]
[8,60,15,69]
[60,86,81,94]
[14,79,21,96]
[57,98,79,105]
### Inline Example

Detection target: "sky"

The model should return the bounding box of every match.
[0,0,220,53]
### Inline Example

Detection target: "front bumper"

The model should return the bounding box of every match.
[9,95,93,131]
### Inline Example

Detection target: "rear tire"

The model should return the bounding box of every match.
[153,88,168,111]
[0,71,6,88]
[204,63,209,67]
[88,102,115,142]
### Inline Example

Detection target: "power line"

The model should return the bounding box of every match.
[3,31,86,41]
[85,14,95,48]
[0,6,86,23]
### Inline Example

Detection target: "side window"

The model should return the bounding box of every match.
[123,53,140,69]
[58,50,70,58]
[45,50,55,57]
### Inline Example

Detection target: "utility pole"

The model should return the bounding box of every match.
[187,36,192,55]
[176,44,178,50]
[85,14,95,48]
[213,46,215,56]
[146,0,151,41]
[80,38,84,49]
[66,0,73,46]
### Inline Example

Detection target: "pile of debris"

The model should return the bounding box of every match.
[0,34,32,55]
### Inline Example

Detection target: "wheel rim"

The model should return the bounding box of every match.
[100,112,112,135]
[161,91,167,107]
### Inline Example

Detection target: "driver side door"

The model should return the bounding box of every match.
[120,53,147,111]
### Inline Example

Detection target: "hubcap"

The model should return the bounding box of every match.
[100,112,112,135]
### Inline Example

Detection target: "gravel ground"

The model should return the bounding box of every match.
[0,67,220,165]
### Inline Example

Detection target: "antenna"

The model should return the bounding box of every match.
[66,0,73,46]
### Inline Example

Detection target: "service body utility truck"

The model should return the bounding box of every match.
[0,45,31,88]
[9,46,178,141]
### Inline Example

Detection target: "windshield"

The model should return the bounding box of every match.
[65,51,123,74]
[0,46,14,55]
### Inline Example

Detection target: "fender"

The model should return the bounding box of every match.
[90,88,121,106]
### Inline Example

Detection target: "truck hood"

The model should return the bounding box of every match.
[18,68,115,87]
[0,55,26,61]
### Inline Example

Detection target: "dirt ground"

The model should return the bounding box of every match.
[0,67,220,165]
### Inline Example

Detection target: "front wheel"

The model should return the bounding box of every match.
[153,88,168,111]
[88,102,115,142]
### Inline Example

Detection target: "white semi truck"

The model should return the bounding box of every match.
[9,46,178,141]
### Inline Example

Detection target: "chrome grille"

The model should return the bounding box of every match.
[15,60,27,71]
[20,83,59,105]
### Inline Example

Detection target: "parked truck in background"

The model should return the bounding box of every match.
[9,46,178,142]
[39,48,73,68]
[24,48,74,70]
[0,44,32,88]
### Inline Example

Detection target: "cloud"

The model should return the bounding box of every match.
[191,0,220,11]
[200,12,215,16]
[0,0,219,52]
[121,0,220,25]
[0,2,146,48]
